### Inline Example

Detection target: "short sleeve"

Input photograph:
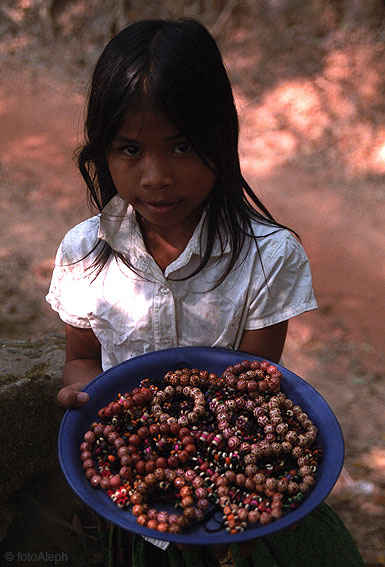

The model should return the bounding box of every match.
[245,234,317,329]
[45,220,100,328]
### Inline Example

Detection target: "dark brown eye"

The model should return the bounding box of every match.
[174,141,191,154]
[122,145,140,156]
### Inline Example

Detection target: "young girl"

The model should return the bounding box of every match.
[47,18,364,567]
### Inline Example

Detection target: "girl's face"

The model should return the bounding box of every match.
[107,108,216,238]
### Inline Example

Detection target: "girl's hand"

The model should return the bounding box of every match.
[57,382,90,408]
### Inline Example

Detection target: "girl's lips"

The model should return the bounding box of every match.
[141,200,182,215]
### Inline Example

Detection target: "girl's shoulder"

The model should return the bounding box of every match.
[59,214,100,264]
[248,219,294,247]
[247,219,307,265]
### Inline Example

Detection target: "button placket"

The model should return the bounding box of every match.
[153,282,177,350]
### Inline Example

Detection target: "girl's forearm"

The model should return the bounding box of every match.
[63,358,103,388]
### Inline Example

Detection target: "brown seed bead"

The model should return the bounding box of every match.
[90,475,101,487]
[85,468,97,479]
[149,424,160,437]
[100,477,111,490]
[237,508,249,522]
[271,508,283,519]
[147,509,158,520]
[120,455,130,467]
[277,478,289,492]
[183,506,196,520]
[303,474,315,486]
[288,481,299,495]
[174,476,186,490]
[260,511,272,525]
[170,422,181,435]
[109,475,121,489]
[83,459,95,470]
[235,473,246,487]
[117,446,129,459]
[145,461,156,474]
[225,470,236,484]
[80,441,92,452]
[248,510,261,524]
[169,524,182,534]
[132,504,145,516]
[281,441,292,453]
[179,427,191,439]
[135,460,146,474]
[154,468,166,481]
[129,434,141,447]
[144,473,156,488]
[181,496,194,508]
[84,431,96,443]
[247,380,258,393]
[81,451,92,462]
[178,450,190,464]
[159,423,170,435]
[136,481,149,494]
[292,446,304,458]
[182,435,195,447]
[155,457,167,469]
[254,472,266,485]
[146,519,158,530]
[237,380,248,393]
[168,455,179,469]
[266,477,277,491]
[218,485,229,496]
[137,515,147,526]
[137,426,149,439]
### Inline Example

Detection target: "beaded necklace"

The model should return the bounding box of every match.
[80,360,322,535]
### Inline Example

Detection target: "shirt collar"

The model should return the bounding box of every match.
[98,194,230,266]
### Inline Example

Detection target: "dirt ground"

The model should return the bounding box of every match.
[0,3,384,565]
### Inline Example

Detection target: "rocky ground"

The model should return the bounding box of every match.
[0,2,384,565]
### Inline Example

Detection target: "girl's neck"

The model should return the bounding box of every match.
[138,218,194,272]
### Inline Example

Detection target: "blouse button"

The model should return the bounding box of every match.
[159,286,170,295]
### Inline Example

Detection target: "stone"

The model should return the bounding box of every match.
[0,335,65,530]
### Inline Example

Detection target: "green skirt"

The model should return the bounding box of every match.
[129,503,365,567]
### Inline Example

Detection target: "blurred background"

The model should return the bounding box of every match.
[0,0,384,565]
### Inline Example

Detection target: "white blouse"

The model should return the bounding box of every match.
[46,195,317,370]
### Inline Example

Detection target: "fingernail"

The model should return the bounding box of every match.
[77,392,89,403]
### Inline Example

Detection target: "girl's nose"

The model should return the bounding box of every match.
[141,156,173,189]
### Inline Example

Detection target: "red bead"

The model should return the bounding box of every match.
[149,424,160,436]
[84,431,96,443]
[168,455,179,469]
[90,475,101,487]
[100,477,111,490]
[145,461,156,473]
[112,402,123,415]
[109,475,121,488]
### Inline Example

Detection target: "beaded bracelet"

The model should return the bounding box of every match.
[80,360,322,535]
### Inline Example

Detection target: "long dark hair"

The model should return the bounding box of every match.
[77,18,293,285]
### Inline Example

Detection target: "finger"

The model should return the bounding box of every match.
[57,385,89,408]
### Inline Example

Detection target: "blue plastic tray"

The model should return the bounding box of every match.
[58,347,344,544]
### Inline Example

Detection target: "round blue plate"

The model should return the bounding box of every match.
[58,347,344,544]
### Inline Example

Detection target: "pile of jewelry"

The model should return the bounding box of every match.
[80,360,322,535]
